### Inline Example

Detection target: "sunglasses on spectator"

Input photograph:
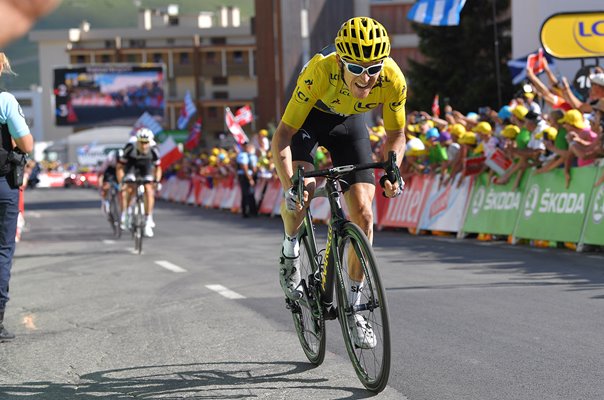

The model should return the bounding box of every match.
[341,59,383,77]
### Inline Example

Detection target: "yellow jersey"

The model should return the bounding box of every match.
[281,46,407,132]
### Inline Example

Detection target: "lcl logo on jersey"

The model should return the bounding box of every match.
[354,102,378,112]
[294,87,310,104]
[329,73,339,87]
[389,100,404,112]
[339,88,350,97]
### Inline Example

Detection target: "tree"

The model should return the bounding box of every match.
[406,0,513,114]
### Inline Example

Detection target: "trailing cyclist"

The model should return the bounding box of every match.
[97,149,121,214]
[117,128,162,238]
[271,17,407,349]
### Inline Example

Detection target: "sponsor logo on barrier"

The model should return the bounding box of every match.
[472,187,521,215]
[592,185,604,224]
[524,184,540,218]
[429,185,451,219]
[524,184,586,219]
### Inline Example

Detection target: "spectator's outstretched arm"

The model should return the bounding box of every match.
[0,0,61,48]
[560,77,586,111]
[542,58,560,89]
[526,67,556,105]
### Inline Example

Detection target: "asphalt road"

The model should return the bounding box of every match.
[0,187,603,400]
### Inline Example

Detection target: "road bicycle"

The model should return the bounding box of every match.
[129,179,147,254]
[106,181,122,239]
[286,151,401,393]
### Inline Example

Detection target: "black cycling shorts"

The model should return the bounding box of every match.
[291,107,375,191]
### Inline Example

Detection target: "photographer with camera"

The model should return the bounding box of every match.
[0,52,34,341]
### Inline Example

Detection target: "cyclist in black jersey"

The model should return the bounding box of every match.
[97,149,121,214]
[117,128,162,237]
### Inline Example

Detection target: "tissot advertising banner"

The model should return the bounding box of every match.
[418,174,473,232]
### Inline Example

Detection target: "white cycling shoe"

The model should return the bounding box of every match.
[144,224,154,238]
[348,313,377,349]
[279,249,302,300]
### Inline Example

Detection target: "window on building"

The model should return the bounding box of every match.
[179,52,191,65]
[126,54,138,63]
[167,38,175,45]
[213,91,228,99]
[211,37,226,45]
[101,54,111,63]
[129,39,146,48]
[105,40,115,49]
[206,52,217,64]
[212,77,228,86]
[168,16,179,26]
[208,107,218,119]
[153,53,163,63]
[232,51,243,64]
[76,55,86,64]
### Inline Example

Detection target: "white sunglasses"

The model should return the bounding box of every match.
[341,59,383,77]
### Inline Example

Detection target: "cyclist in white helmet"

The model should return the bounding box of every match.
[117,127,162,237]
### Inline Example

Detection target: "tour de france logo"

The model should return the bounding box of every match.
[592,185,604,224]
[471,186,486,215]
[523,184,540,219]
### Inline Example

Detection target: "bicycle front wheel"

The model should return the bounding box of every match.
[289,228,326,365]
[335,222,390,393]
[134,200,144,254]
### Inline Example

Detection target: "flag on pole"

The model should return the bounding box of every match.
[407,0,467,26]
[431,94,440,117]
[225,107,249,145]
[177,90,197,130]
[184,117,202,151]
[234,105,253,126]
[158,136,183,170]
[133,111,163,135]
[507,50,557,85]
[526,48,546,75]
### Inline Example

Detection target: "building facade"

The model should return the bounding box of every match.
[30,5,257,147]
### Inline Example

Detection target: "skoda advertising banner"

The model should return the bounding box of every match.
[418,175,473,232]
[581,166,604,246]
[514,167,598,242]
[462,172,528,236]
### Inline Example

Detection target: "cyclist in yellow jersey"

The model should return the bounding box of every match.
[272,17,407,349]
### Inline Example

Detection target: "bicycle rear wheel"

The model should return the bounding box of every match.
[335,222,390,393]
[109,194,121,239]
[289,228,326,365]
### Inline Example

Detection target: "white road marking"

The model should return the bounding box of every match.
[155,260,187,273]
[27,211,42,218]
[206,284,246,299]
[102,240,116,245]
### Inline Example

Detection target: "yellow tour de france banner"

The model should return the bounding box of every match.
[540,12,604,59]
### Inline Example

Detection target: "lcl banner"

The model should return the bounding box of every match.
[514,167,598,242]
[540,12,604,59]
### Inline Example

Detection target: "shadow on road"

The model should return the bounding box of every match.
[0,361,377,400]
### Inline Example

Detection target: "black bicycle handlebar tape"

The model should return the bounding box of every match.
[380,151,403,198]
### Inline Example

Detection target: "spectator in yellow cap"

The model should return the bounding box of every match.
[561,109,600,169]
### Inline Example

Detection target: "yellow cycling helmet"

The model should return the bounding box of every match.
[335,17,390,63]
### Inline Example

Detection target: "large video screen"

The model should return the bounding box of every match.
[54,64,164,126]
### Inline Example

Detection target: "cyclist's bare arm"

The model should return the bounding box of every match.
[154,165,162,183]
[382,128,406,196]
[271,121,299,190]
[116,162,125,184]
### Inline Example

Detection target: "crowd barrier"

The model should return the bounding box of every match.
[156,165,604,252]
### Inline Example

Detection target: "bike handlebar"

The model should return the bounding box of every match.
[292,151,402,207]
